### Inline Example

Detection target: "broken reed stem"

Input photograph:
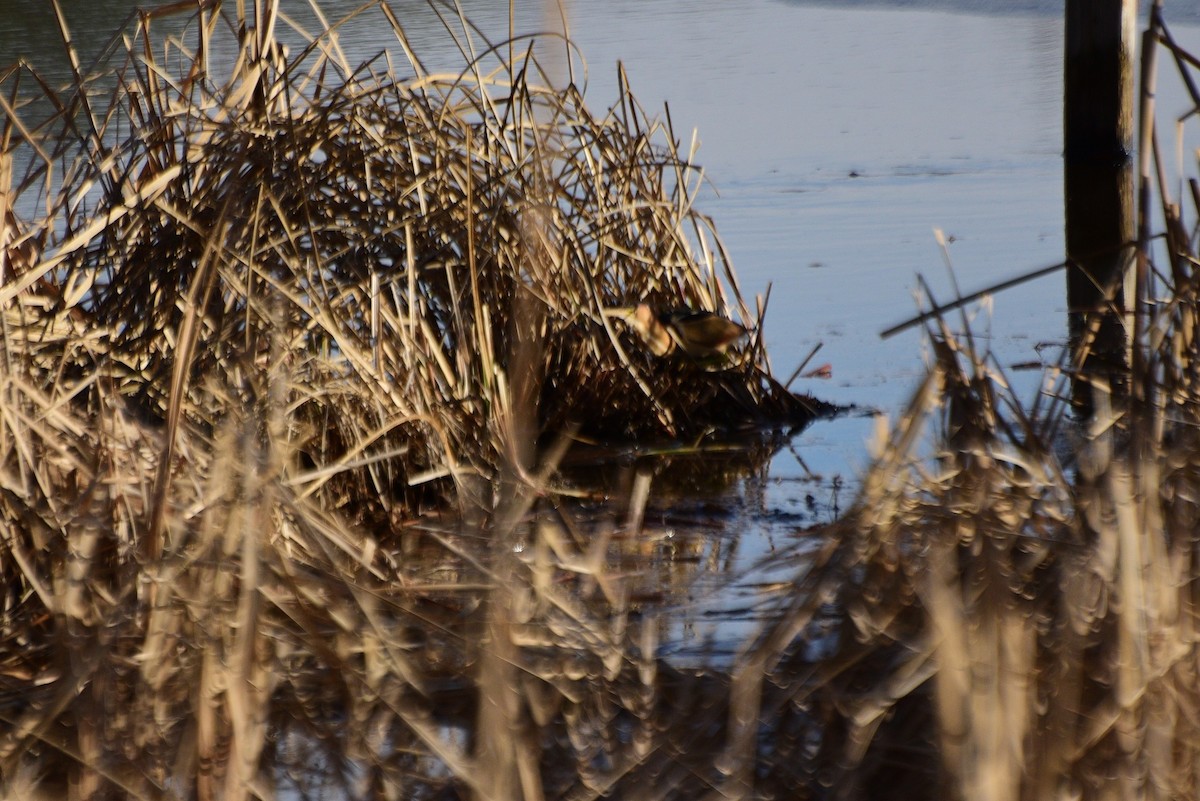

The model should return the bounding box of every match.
[19,2,1200,800]
[0,1,813,798]
[712,15,1200,801]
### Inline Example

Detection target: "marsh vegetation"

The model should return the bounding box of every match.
[0,2,1199,800]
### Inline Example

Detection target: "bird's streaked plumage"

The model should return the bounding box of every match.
[604,304,749,359]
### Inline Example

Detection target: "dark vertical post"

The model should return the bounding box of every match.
[1064,0,1136,412]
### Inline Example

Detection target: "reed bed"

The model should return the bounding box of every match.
[0,0,814,531]
[712,9,1200,800]
[4,1,1200,800]
[0,1,819,798]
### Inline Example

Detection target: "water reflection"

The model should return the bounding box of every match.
[7,3,1193,796]
[7,0,1198,652]
[0,0,1072,641]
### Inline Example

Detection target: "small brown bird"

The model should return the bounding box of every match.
[604,304,749,359]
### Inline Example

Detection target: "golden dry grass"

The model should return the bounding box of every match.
[0,1,818,798]
[3,2,1200,801]
[713,11,1200,801]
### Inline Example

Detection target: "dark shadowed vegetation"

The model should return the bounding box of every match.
[1,2,1199,800]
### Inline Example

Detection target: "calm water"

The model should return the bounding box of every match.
[4,1,1199,655]
[539,1,1074,554]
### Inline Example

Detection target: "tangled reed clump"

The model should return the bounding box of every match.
[724,306,1200,799]
[0,1,819,798]
[11,2,1200,800]
[711,10,1200,800]
[1,0,811,535]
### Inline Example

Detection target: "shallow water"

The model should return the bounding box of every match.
[492,1,1200,654]
[274,0,1074,491]
[5,0,1200,657]
[539,2,1076,638]
[557,2,1067,439]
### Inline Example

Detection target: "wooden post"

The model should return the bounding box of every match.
[1063,0,1136,412]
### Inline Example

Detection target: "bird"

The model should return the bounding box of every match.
[603,303,750,360]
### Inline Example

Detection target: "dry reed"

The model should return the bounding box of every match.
[713,8,1200,801]
[7,1,1200,800]
[0,0,820,798]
